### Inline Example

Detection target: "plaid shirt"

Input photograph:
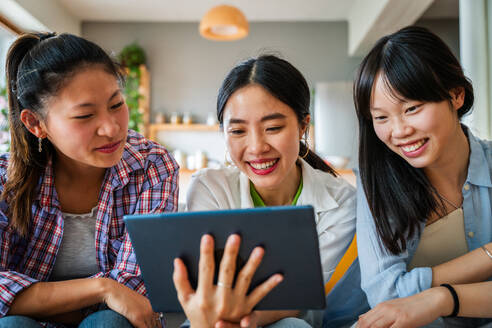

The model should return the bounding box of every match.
[0,130,178,325]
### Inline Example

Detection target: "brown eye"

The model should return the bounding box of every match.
[111,101,124,109]
[74,114,92,119]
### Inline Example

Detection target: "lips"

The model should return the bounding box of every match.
[249,159,278,170]
[400,139,426,152]
[247,158,279,175]
[95,140,122,154]
[399,138,429,158]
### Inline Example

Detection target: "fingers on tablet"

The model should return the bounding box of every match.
[198,234,215,292]
[247,273,283,309]
[218,234,241,292]
[235,247,264,295]
[172,258,193,301]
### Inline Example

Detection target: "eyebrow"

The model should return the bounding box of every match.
[73,90,121,108]
[227,112,287,125]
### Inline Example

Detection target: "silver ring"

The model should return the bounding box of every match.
[154,313,164,327]
[217,281,232,288]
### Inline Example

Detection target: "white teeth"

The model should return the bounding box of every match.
[250,160,277,170]
[401,139,426,152]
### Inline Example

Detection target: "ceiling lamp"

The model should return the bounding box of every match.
[199,5,249,41]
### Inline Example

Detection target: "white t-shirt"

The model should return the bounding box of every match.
[186,159,356,283]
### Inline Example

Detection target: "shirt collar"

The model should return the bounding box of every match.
[465,127,492,188]
[38,161,60,213]
[108,141,146,190]
[239,158,339,212]
[37,138,146,211]
[296,158,339,213]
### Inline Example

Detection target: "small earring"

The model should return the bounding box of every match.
[224,150,234,167]
[300,136,310,159]
[38,137,42,153]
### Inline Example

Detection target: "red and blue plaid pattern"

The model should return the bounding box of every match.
[0,130,178,323]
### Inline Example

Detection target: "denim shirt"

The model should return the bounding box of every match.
[356,128,492,307]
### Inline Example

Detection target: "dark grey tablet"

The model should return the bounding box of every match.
[124,205,325,312]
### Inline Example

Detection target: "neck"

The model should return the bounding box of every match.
[53,151,106,188]
[424,125,470,192]
[254,161,302,206]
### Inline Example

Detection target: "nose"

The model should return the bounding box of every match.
[391,117,413,139]
[97,112,120,138]
[247,130,270,154]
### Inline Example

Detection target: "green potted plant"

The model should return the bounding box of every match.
[0,85,10,152]
[118,42,147,132]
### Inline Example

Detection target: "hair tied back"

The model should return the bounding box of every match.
[39,32,57,42]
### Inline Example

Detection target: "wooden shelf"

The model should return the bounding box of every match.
[149,123,220,141]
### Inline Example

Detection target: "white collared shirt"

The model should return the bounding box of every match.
[186,159,356,283]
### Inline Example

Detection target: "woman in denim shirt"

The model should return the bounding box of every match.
[353,26,492,327]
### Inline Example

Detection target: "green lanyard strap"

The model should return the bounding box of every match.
[250,178,303,207]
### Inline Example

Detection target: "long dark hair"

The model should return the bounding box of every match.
[4,32,123,236]
[217,54,336,175]
[354,26,474,254]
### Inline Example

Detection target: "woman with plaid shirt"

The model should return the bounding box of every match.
[0,32,178,327]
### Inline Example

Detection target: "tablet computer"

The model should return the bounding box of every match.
[124,205,326,312]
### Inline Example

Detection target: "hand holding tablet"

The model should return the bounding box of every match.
[124,205,325,314]
[173,234,283,327]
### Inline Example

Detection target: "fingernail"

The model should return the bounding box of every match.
[275,274,283,283]
[253,247,263,258]
[228,234,239,245]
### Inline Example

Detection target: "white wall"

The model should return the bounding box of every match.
[82,21,363,123]
[1,0,80,35]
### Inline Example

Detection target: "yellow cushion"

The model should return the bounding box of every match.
[324,234,357,294]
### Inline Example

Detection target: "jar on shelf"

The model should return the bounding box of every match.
[170,112,182,124]
[183,112,192,125]
[206,112,217,126]
[155,113,165,124]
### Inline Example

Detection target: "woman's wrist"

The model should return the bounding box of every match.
[434,286,455,317]
[96,278,115,303]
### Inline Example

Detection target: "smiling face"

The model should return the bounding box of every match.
[38,66,129,169]
[222,84,307,191]
[370,73,464,169]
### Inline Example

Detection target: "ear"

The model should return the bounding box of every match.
[299,114,311,139]
[20,109,46,138]
[449,87,465,111]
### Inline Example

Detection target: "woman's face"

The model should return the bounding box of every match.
[38,66,129,169]
[222,84,308,191]
[369,73,464,169]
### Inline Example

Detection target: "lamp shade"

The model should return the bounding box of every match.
[199,5,248,41]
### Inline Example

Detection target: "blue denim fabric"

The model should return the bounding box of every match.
[0,315,42,328]
[181,317,312,328]
[78,310,133,328]
[266,317,312,328]
[356,128,492,307]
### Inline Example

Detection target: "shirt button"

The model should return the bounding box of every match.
[464,184,470,191]
[468,231,474,238]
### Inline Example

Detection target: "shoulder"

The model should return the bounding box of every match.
[189,166,241,192]
[123,130,179,179]
[305,163,356,204]
[475,136,492,161]
[186,166,242,209]
[0,153,9,189]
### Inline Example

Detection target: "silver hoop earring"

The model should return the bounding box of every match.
[38,137,42,153]
[300,136,310,159]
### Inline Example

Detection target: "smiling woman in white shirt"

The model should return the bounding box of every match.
[172,55,369,328]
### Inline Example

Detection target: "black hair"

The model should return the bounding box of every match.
[4,32,123,236]
[353,26,474,254]
[217,54,336,175]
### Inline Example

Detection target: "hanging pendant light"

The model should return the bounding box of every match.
[199,5,249,41]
